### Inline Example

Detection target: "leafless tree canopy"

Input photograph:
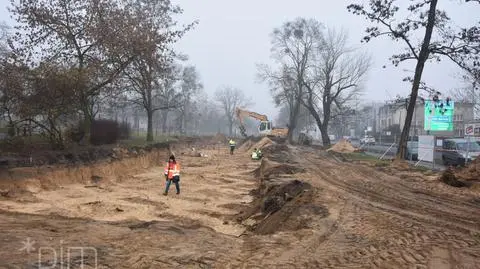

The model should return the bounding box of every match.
[302,28,371,145]
[348,0,480,159]
[259,19,370,145]
[215,86,253,136]
[0,0,231,148]
[450,71,480,116]
[258,18,324,143]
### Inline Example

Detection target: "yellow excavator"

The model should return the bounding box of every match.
[235,108,288,137]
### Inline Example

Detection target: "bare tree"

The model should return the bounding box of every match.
[157,63,182,134]
[450,71,480,118]
[189,91,226,135]
[215,86,252,136]
[121,0,195,141]
[177,65,203,134]
[348,0,480,159]
[258,18,323,143]
[276,104,313,137]
[302,28,370,146]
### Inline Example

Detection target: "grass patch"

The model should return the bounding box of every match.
[412,165,430,172]
[342,152,391,166]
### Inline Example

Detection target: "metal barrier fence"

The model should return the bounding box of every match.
[370,141,478,170]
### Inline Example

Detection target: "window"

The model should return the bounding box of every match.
[455,128,464,137]
[457,142,480,152]
[259,121,270,132]
[453,114,464,121]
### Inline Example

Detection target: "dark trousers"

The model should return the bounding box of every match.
[165,176,180,194]
[230,145,235,154]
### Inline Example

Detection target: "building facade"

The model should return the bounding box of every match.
[376,100,474,138]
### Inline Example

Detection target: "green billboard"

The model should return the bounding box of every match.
[424,100,454,131]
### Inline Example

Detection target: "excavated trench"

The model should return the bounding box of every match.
[1,136,479,268]
[234,140,328,235]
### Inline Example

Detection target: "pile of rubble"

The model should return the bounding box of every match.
[440,158,480,188]
[327,139,359,153]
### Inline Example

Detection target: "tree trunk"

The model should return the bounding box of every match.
[287,99,301,143]
[320,124,331,146]
[161,110,169,134]
[396,0,438,160]
[321,97,332,146]
[182,101,188,135]
[228,119,233,136]
[146,109,154,142]
[81,112,93,145]
[180,114,186,135]
[305,103,331,146]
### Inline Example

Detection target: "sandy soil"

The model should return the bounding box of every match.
[0,140,479,268]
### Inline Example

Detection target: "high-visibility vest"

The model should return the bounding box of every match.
[251,151,258,159]
[164,162,180,179]
[229,140,236,146]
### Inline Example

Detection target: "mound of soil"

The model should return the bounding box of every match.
[237,179,327,235]
[254,158,305,179]
[455,158,480,181]
[440,158,480,188]
[261,144,289,156]
[238,140,254,151]
[327,139,356,153]
[255,181,327,234]
[440,168,467,187]
[252,137,274,150]
[391,159,410,170]
[269,136,287,144]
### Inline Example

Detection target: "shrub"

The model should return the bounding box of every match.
[90,119,119,145]
[118,121,131,140]
[66,119,131,145]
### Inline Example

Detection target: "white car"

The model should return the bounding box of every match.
[360,136,376,145]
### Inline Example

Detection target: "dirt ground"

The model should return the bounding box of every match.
[0,139,479,268]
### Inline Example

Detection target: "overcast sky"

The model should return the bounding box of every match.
[1,0,478,121]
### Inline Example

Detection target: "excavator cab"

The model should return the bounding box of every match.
[258,121,272,135]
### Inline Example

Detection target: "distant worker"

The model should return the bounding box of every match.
[251,148,263,160]
[229,138,236,155]
[163,154,180,195]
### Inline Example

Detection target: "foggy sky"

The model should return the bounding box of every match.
[1,0,478,121]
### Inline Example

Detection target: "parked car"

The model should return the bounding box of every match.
[441,138,480,166]
[360,135,375,145]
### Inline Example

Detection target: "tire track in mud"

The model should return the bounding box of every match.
[302,153,480,233]
[295,151,480,268]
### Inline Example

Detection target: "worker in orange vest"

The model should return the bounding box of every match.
[163,154,180,195]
